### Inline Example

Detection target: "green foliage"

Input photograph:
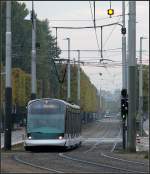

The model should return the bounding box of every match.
[137,64,149,113]
[0,1,98,117]
[72,66,98,112]
[0,1,60,79]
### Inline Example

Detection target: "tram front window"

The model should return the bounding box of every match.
[27,100,65,134]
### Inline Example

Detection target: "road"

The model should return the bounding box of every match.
[1,117,149,173]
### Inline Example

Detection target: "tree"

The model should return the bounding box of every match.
[0,1,60,76]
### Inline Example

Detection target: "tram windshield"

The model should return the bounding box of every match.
[27,100,65,134]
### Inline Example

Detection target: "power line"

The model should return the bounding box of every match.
[48,14,129,22]
[103,2,129,49]
[88,1,121,77]
[51,22,122,29]
[89,1,102,59]
[49,47,122,52]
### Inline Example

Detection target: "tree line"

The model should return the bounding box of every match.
[0,1,99,126]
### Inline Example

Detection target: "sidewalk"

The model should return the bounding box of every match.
[1,128,25,148]
[143,118,149,136]
[136,119,149,152]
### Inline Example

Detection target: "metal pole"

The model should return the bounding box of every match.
[99,73,102,117]
[93,1,96,28]
[122,1,127,89]
[99,87,101,116]
[67,38,71,101]
[127,1,136,152]
[122,1,127,150]
[77,50,80,105]
[139,37,144,136]
[101,26,103,58]
[56,27,57,57]
[4,1,12,150]
[31,1,36,100]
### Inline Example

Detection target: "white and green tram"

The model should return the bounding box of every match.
[24,98,82,151]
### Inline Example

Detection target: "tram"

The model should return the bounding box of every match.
[24,98,82,151]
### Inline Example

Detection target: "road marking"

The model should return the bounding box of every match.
[111,126,122,152]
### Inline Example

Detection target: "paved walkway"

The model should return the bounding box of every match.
[1,128,25,148]
[143,118,149,135]
[136,119,149,151]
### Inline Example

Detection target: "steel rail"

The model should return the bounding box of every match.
[100,152,148,166]
[110,126,122,152]
[13,154,64,173]
[59,153,145,173]
[70,120,147,172]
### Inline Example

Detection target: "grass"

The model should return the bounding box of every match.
[144,152,149,159]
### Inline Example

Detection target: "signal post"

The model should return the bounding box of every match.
[121,89,128,150]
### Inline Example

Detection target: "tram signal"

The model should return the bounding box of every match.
[121,89,127,98]
[107,9,114,16]
[121,89,128,120]
[121,98,128,120]
[121,27,126,35]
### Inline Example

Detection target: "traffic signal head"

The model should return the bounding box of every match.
[121,27,126,35]
[121,98,128,120]
[121,89,127,98]
[107,9,114,16]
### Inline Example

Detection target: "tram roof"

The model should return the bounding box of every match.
[28,98,80,109]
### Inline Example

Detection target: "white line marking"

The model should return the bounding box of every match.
[111,126,122,152]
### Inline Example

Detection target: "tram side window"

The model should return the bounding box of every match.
[72,111,74,137]
[67,109,70,135]
[67,110,69,134]
[75,112,78,135]
[73,111,76,136]
[70,110,73,137]
[71,110,74,137]
[77,111,79,135]
[77,111,80,135]
[71,109,74,137]
[79,111,81,133]
[65,109,68,134]
[68,109,71,135]
[74,110,76,136]
[77,112,79,135]
[74,112,76,135]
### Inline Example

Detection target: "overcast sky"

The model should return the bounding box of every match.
[20,1,149,92]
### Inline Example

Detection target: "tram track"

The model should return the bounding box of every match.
[58,152,146,173]
[57,121,148,173]
[100,152,148,166]
[2,118,148,173]
[13,154,64,173]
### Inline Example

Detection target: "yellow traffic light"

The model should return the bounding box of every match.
[107,9,114,16]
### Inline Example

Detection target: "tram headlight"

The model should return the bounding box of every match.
[58,136,63,140]
[28,136,32,140]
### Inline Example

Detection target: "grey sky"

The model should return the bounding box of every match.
[20,1,149,92]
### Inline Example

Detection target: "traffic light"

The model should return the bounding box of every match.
[121,89,128,120]
[107,9,114,16]
[121,98,128,120]
[121,89,127,98]
[121,27,126,35]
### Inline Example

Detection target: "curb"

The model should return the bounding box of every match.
[1,140,23,150]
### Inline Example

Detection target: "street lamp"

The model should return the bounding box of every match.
[31,1,37,100]
[99,73,102,117]
[77,50,80,106]
[138,36,147,136]
[64,38,71,101]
